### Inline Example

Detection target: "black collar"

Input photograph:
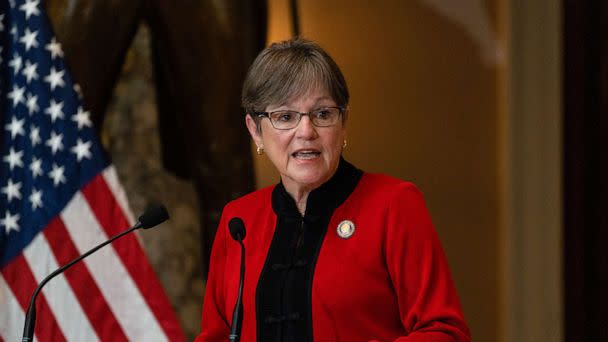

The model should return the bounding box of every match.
[271,158,363,221]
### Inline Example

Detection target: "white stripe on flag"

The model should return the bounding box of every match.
[102,166,135,225]
[0,274,26,342]
[23,234,99,342]
[61,192,167,341]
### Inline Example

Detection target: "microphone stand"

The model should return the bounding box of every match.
[229,239,245,342]
[22,204,168,341]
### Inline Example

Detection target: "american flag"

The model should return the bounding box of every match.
[0,1,185,340]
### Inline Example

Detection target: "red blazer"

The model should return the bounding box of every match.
[196,170,470,341]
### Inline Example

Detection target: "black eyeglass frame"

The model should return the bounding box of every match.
[253,106,345,130]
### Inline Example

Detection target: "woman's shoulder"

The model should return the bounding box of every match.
[223,185,275,213]
[358,171,423,198]
[354,172,431,223]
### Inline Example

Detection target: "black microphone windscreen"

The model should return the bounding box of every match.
[229,217,246,241]
[138,204,169,229]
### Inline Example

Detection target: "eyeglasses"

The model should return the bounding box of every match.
[254,106,344,130]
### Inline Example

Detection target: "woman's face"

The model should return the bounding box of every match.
[246,86,347,193]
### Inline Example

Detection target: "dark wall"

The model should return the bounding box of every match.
[563,0,608,340]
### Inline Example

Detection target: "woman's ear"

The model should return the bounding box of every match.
[245,114,263,148]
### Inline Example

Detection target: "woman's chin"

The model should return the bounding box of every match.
[286,169,330,190]
[281,157,338,190]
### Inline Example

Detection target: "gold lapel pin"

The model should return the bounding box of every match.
[336,220,355,239]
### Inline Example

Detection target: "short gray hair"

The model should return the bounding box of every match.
[241,38,349,121]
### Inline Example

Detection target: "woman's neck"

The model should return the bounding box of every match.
[282,182,315,216]
[290,188,311,216]
[281,162,340,216]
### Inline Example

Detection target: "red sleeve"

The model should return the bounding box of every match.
[194,207,231,342]
[383,183,471,342]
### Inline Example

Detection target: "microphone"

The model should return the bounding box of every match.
[138,204,169,229]
[229,217,246,241]
[228,217,246,342]
[21,204,170,342]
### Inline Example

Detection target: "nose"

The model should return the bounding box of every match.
[295,115,318,140]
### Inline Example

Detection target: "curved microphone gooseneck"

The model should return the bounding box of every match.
[21,205,170,342]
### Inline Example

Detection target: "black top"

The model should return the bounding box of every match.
[255,158,363,341]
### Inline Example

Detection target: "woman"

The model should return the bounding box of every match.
[196,38,470,341]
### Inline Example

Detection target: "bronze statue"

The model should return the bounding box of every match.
[45,0,267,277]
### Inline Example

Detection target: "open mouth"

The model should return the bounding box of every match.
[292,150,321,159]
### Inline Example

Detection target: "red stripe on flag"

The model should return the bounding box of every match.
[81,173,185,341]
[0,255,67,342]
[43,217,130,341]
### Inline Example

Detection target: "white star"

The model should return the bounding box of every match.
[45,131,64,155]
[72,107,92,129]
[30,157,43,178]
[26,93,39,115]
[45,37,64,59]
[29,188,43,210]
[22,60,38,83]
[44,67,65,91]
[0,14,4,32]
[1,211,20,235]
[3,148,24,170]
[1,179,22,202]
[5,117,25,139]
[8,53,22,74]
[49,163,66,186]
[9,0,16,9]
[30,125,41,146]
[44,99,64,122]
[10,25,17,42]
[6,85,25,107]
[71,138,92,161]
[19,0,40,20]
[19,28,38,51]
